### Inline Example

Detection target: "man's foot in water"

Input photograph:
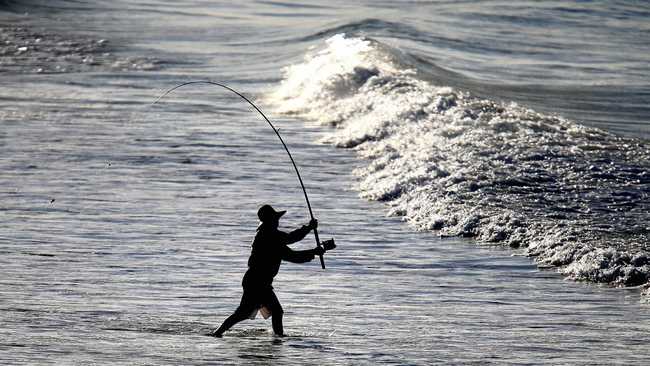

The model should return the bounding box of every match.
[208,329,224,338]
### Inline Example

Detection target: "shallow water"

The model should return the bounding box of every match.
[1,1,649,364]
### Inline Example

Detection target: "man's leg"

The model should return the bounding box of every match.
[210,290,256,337]
[210,308,250,337]
[265,290,284,336]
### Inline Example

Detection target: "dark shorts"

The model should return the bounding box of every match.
[235,286,283,318]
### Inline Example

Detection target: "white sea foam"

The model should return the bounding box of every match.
[271,34,650,294]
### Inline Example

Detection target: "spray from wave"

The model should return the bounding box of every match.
[270,34,650,293]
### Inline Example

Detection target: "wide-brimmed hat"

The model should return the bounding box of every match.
[257,204,286,222]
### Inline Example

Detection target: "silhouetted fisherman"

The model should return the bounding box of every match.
[210,204,334,337]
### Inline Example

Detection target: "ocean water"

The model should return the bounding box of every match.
[1,1,649,364]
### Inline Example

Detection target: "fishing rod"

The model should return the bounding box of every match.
[151,80,326,269]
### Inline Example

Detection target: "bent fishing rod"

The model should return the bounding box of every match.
[151,80,326,269]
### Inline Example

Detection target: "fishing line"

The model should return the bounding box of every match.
[151,80,326,269]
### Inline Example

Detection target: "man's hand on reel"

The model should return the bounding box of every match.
[313,238,336,257]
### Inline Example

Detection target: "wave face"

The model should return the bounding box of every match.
[271,34,650,288]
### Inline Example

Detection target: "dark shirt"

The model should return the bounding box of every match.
[242,224,315,289]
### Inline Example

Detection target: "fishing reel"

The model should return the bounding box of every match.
[320,238,336,252]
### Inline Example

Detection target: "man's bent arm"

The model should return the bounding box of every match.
[282,246,316,263]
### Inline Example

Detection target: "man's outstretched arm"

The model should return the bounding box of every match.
[281,219,318,245]
[282,241,334,263]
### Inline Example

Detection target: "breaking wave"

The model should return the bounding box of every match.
[270,34,650,292]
